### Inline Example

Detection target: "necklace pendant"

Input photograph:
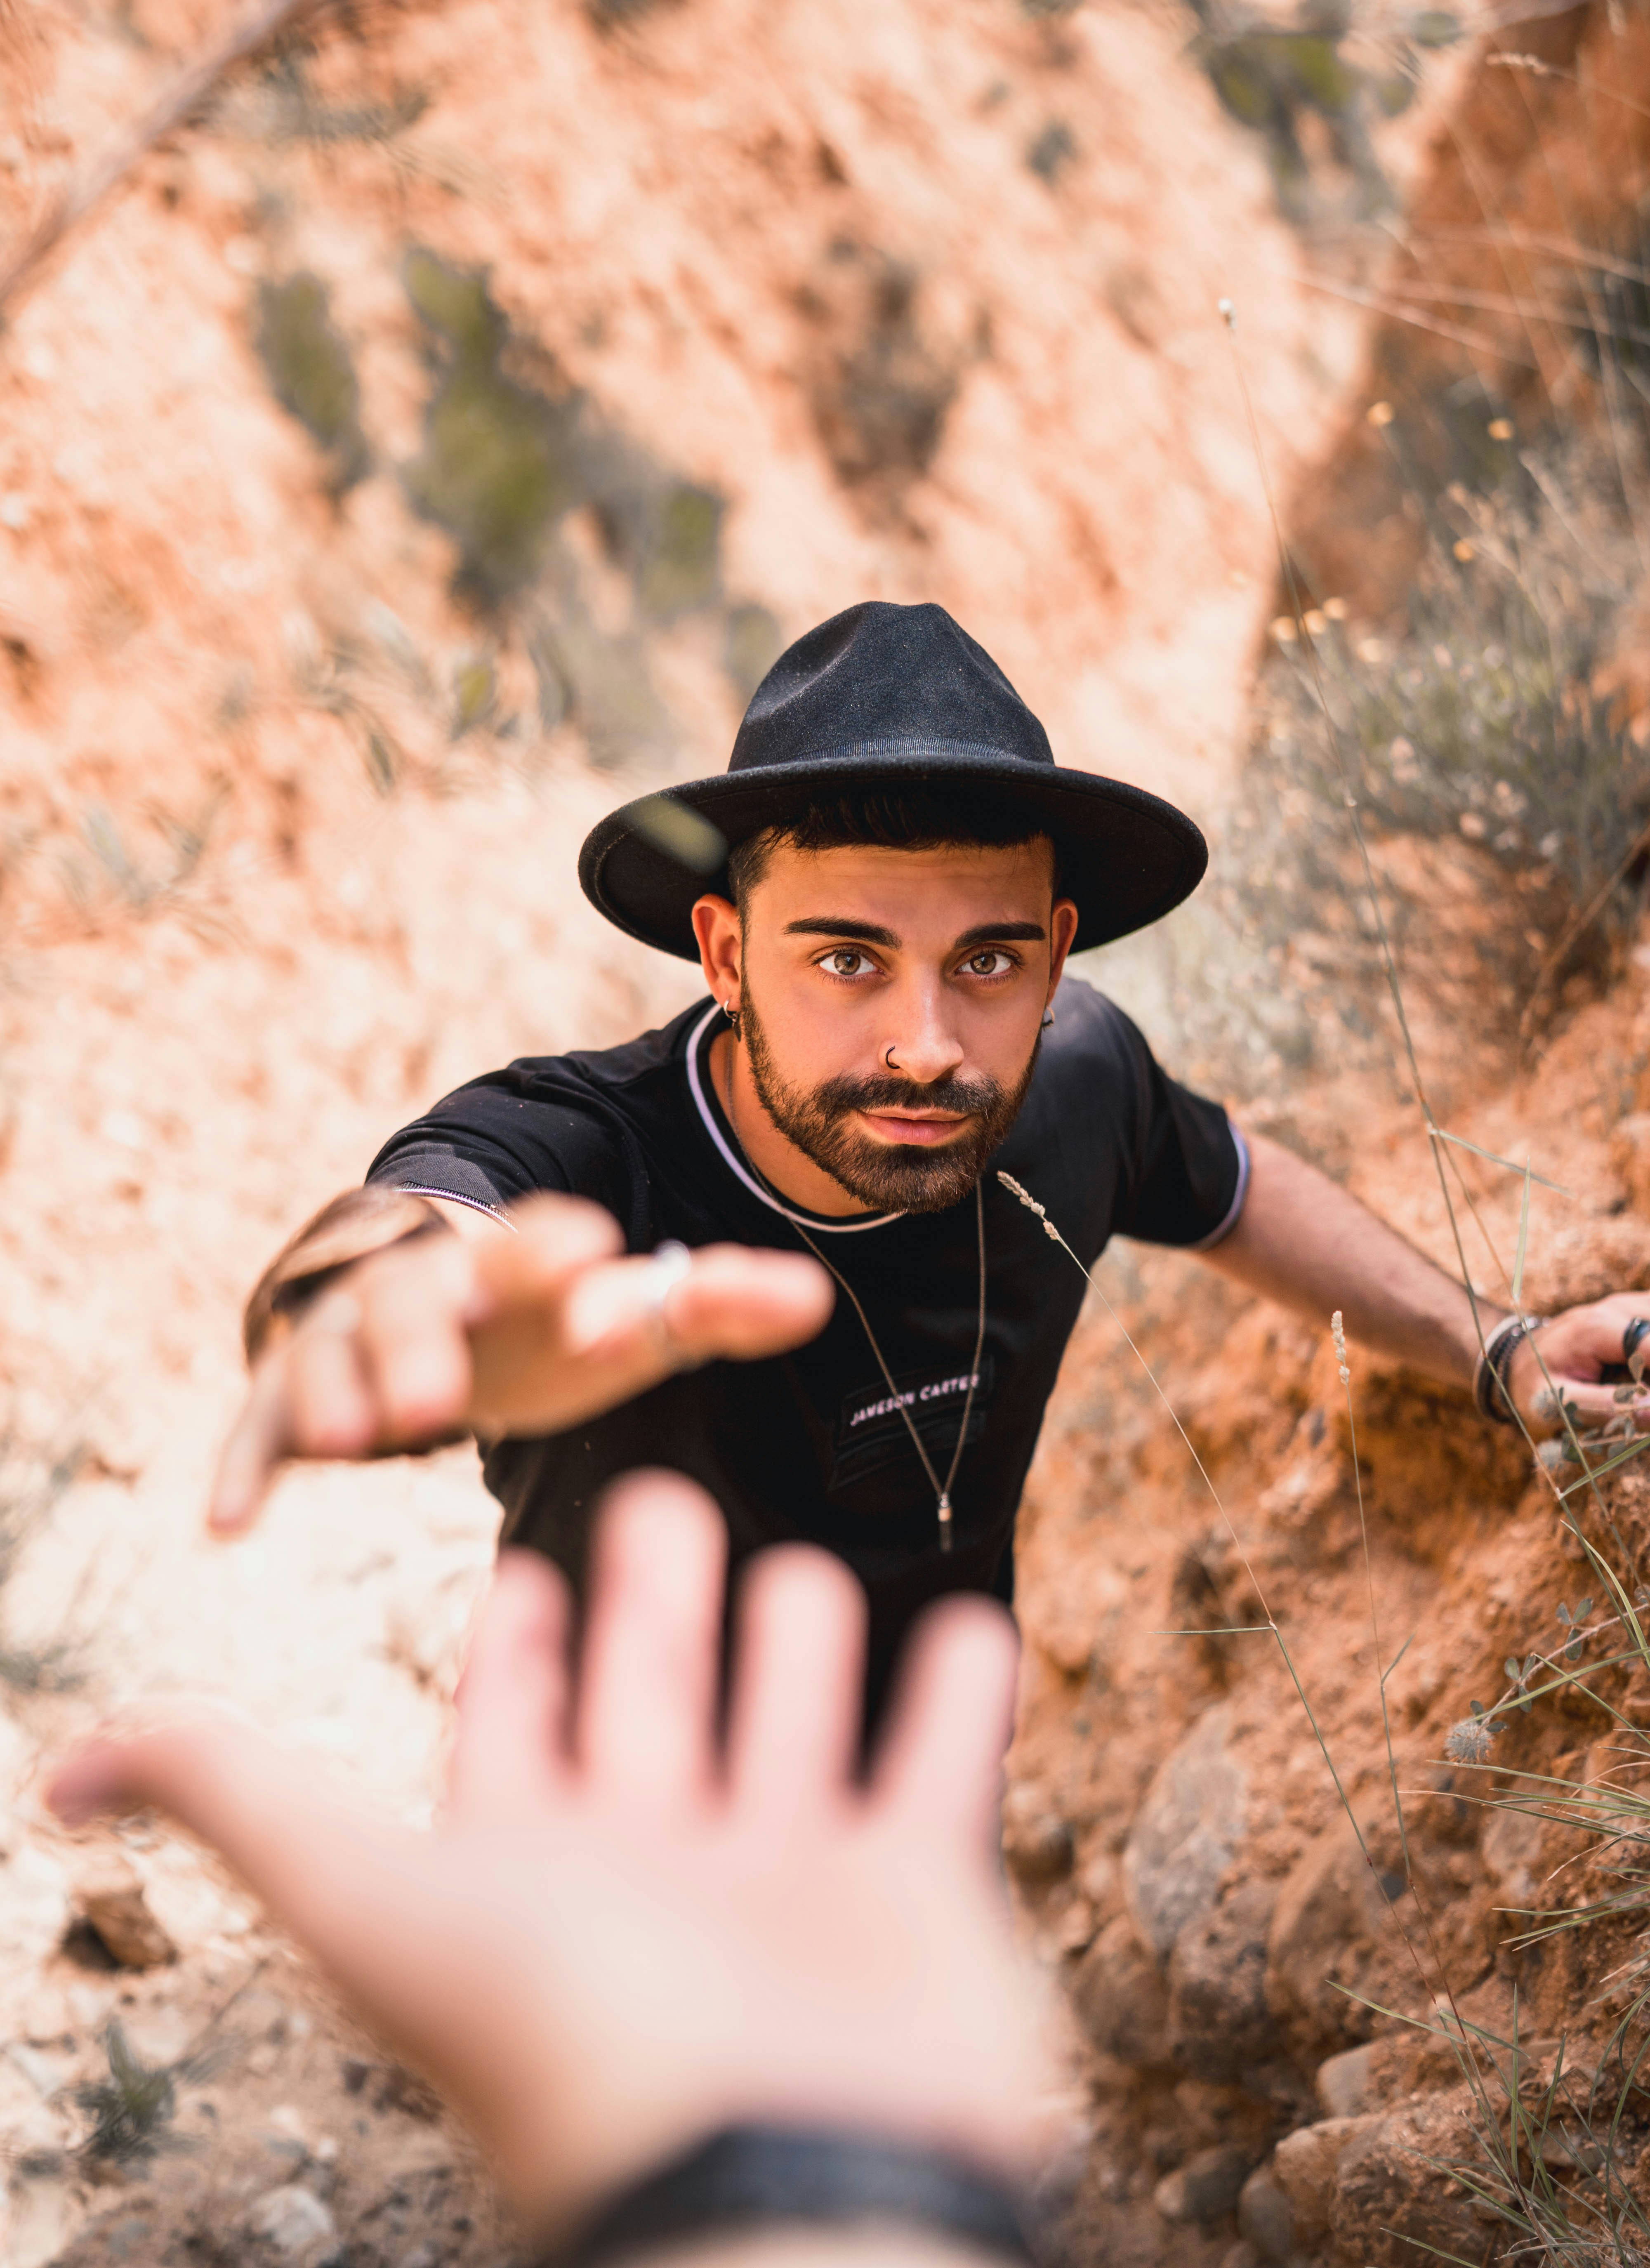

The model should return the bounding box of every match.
[937,1492,953,1554]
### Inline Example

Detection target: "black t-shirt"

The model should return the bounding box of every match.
[367,983,1246,1698]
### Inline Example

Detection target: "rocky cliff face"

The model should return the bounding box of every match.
[1004,13,1650,2261]
[1010,960,1650,2262]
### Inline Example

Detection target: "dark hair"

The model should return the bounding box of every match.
[725,789,1061,912]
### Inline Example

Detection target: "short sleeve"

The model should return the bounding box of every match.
[365,1068,630,1226]
[1106,1009,1248,1250]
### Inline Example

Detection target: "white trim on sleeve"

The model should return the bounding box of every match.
[396,1184,517,1231]
[1187,1127,1250,1252]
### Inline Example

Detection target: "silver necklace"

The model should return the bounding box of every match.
[722,1047,988,1556]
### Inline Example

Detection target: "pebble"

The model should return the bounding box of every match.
[1237,2167,1294,2262]
[1315,2040,1377,2119]
[1153,2143,1257,2224]
[71,1857,177,1971]
[1001,1785,1074,1882]
[1123,1704,1246,1957]
[1070,1913,1169,2065]
[245,2183,337,2257]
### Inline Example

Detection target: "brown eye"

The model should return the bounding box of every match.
[826,949,869,977]
[964,950,1010,977]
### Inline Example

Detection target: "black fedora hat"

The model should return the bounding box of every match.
[578,600,1207,960]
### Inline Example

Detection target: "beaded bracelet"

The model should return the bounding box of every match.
[1473,1312,1547,1426]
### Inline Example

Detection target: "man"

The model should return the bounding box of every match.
[216,602,1645,1705]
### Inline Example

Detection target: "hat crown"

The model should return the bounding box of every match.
[729,600,1055,775]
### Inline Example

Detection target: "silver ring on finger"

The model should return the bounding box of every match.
[642,1240,693,1355]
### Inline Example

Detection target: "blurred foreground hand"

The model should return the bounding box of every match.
[210,1191,832,1532]
[50,1473,1048,2241]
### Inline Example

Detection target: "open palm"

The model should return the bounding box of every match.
[50,1474,1047,2241]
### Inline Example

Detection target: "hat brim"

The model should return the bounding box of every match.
[578,745,1208,961]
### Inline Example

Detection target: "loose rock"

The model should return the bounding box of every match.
[1069,1913,1170,2066]
[1315,2039,1377,2118]
[1332,2099,1485,2268]
[1124,1704,1246,1958]
[1168,1879,1279,2082]
[246,2182,338,2260]
[1271,2115,1379,2244]
[1237,2167,1294,2262]
[1153,2143,1257,2225]
[1002,1785,1074,1884]
[1265,1821,1395,2047]
[70,1856,177,1971]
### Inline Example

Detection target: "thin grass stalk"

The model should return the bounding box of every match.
[1336,1311,1412,1882]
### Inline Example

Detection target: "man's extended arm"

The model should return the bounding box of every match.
[1200,1131,1648,1432]
[214,1189,832,1533]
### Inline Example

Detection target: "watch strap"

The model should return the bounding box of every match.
[544,2125,1037,2268]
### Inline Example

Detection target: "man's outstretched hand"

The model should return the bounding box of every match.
[210,1195,833,1533]
[49,1476,1047,2240]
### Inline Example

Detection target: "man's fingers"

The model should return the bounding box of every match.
[727,1546,866,1817]
[448,1551,574,1824]
[353,1241,478,1442]
[557,1247,831,1369]
[1543,1382,1650,1427]
[468,1239,830,1437]
[473,1195,625,1314]
[577,1473,726,1809]
[209,1349,296,1534]
[661,1247,833,1363]
[286,1292,381,1455]
[870,1597,1020,1858]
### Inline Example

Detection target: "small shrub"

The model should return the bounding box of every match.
[256,273,370,493]
[402,249,581,600]
[73,2020,222,2168]
[1230,452,1650,1056]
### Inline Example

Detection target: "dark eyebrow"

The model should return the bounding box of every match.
[954,921,1047,946]
[784,916,1049,950]
[785,917,902,946]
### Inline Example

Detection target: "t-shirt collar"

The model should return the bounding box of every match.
[684,1003,905,1235]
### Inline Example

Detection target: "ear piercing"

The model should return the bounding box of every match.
[722,1000,742,1040]
[1042,1009,1055,1029]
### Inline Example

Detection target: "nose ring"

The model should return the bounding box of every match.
[885,1044,899,1070]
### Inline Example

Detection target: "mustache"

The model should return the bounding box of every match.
[811,1071,1004,1121]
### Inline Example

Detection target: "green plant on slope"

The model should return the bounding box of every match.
[73,2019,223,2168]
[1230,451,1650,1061]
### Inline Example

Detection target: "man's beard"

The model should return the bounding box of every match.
[740,993,1040,1214]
